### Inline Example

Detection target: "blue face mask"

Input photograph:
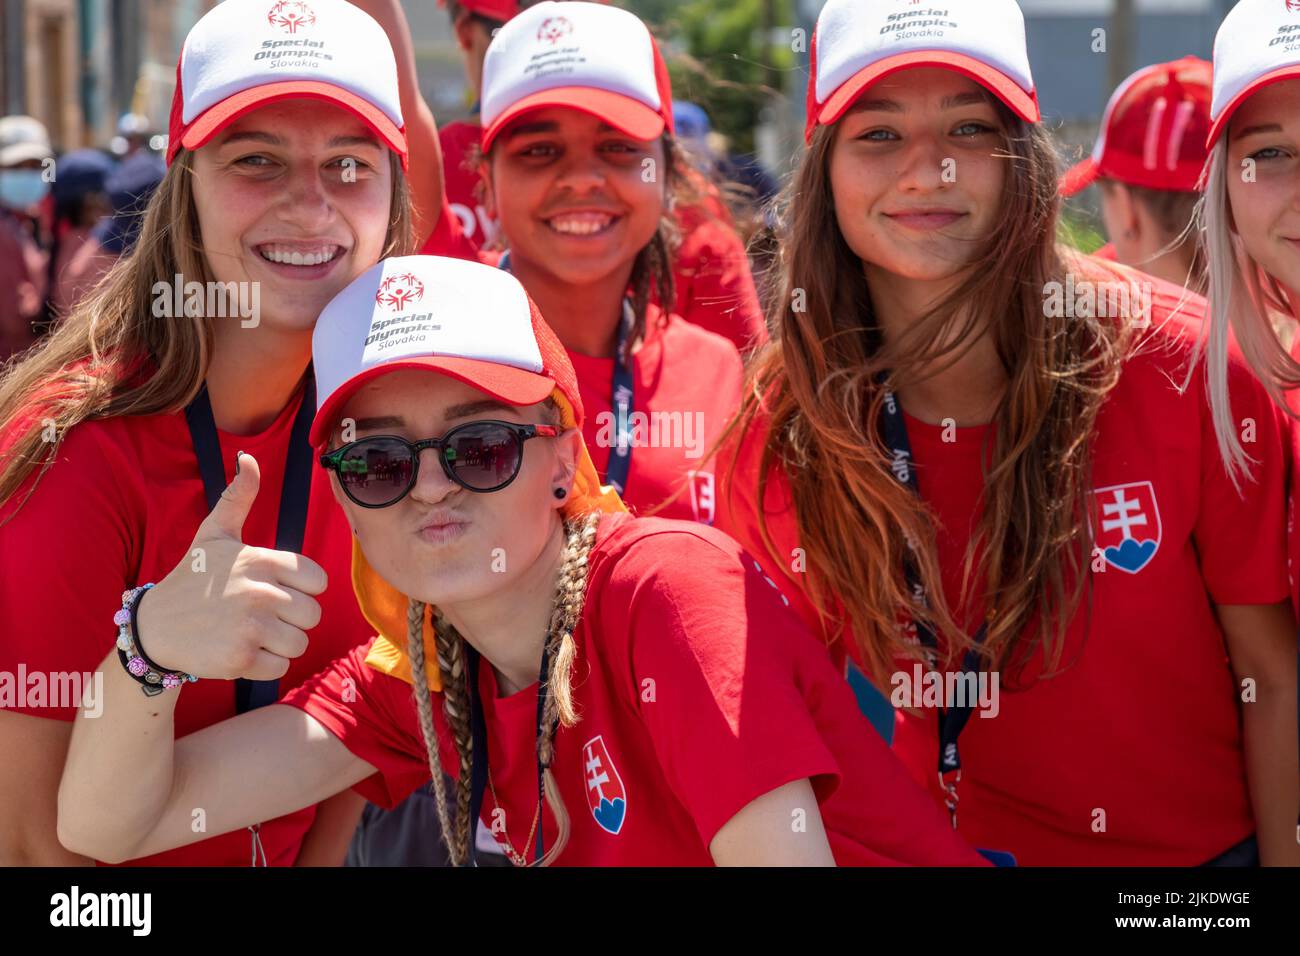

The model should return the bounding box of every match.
[0,169,51,211]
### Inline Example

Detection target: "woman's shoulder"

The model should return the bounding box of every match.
[592,511,747,571]
[651,305,744,360]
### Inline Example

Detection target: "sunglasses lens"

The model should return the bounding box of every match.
[335,437,416,506]
[444,422,523,490]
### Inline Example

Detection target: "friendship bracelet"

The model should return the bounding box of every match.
[113,584,198,697]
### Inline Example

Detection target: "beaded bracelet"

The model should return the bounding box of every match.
[114,584,198,697]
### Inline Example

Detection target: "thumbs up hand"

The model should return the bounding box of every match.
[134,452,328,682]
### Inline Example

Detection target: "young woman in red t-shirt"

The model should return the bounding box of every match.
[0,0,450,865]
[56,254,984,868]
[714,0,1299,865]
[469,2,744,525]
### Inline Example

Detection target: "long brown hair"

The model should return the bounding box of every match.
[406,510,599,866]
[0,149,413,516]
[721,106,1131,687]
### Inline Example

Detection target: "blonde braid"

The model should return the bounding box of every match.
[403,511,602,868]
[432,609,475,864]
[533,511,602,866]
[405,598,473,866]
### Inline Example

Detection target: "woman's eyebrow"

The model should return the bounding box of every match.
[352,415,405,431]
[847,91,991,116]
[442,399,515,421]
[941,92,993,109]
[1232,122,1285,140]
[848,98,903,115]
[216,130,283,148]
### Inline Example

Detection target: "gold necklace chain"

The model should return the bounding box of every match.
[487,766,542,867]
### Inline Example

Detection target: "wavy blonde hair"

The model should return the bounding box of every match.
[1197,138,1299,486]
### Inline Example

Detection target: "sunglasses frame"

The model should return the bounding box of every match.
[319,419,562,508]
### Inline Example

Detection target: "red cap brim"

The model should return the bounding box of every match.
[1206,65,1300,149]
[310,357,556,448]
[815,51,1041,139]
[1059,157,1099,197]
[178,81,409,170]
[482,87,666,152]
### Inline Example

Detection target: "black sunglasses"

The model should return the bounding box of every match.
[319,419,561,508]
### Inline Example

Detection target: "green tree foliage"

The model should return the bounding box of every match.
[625,0,794,155]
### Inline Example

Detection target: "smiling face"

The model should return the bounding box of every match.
[483,106,665,288]
[329,370,581,607]
[828,68,1009,295]
[190,99,394,332]
[1225,78,1300,301]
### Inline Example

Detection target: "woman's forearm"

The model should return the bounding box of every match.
[1242,688,1300,866]
[57,650,183,863]
[293,789,367,866]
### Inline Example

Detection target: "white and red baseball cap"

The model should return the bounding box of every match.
[479,1,674,152]
[1061,57,1212,196]
[311,255,583,448]
[1208,0,1300,148]
[167,0,407,168]
[806,0,1039,144]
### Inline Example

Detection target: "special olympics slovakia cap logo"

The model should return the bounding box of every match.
[537,16,574,45]
[375,273,426,311]
[267,1,316,34]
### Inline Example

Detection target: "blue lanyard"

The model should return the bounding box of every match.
[184,377,315,714]
[497,251,636,495]
[878,383,987,825]
[465,637,554,866]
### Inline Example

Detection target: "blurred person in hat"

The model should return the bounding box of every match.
[0,115,55,359]
[1061,57,1212,289]
[42,148,116,327]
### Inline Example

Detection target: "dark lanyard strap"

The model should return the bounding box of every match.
[184,376,316,714]
[465,640,554,866]
[878,385,987,779]
[497,251,635,494]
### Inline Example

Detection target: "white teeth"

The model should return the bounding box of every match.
[258,244,339,265]
[549,214,613,236]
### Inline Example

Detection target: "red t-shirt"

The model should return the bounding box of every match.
[716,272,1290,865]
[0,387,373,866]
[671,188,768,352]
[435,120,497,253]
[570,305,742,525]
[435,118,765,352]
[281,512,986,866]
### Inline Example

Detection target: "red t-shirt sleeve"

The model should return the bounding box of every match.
[606,529,840,849]
[419,194,478,262]
[279,641,440,809]
[673,212,767,352]
[1194,350,1291,605]
[0,423,142,720]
